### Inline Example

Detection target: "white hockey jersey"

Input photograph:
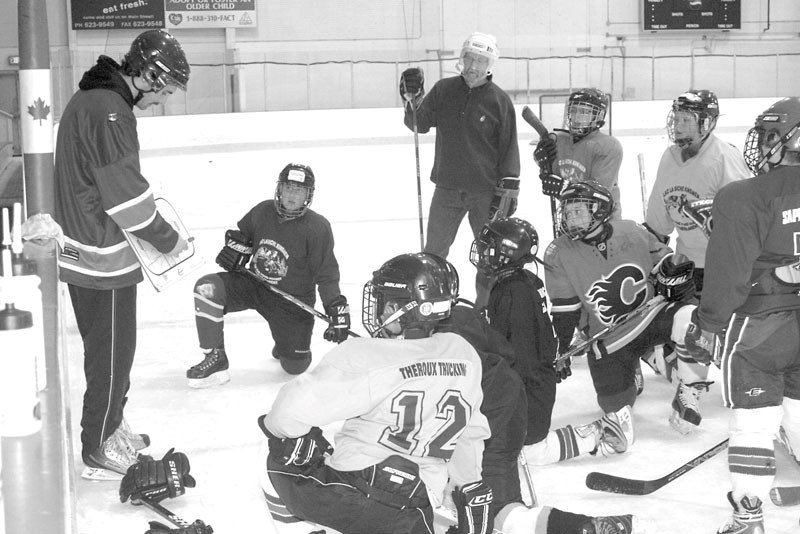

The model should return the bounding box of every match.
[265,332,490,506]
[645,134,750,267]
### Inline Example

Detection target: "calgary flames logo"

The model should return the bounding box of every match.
[586,264,648,325]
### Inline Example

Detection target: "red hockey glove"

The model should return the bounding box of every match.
[652,253,696,302]
[684,309,718,365]
[323,295,351,344]
[534,135,558,170]
[119,449,195,504]
[540,174,564,198]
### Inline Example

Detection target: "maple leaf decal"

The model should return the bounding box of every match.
[27,97,50,125]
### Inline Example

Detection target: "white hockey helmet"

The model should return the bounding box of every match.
[457,32,500,76]
[743,97,800,175]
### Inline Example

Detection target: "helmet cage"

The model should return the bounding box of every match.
[557,182,613,241]
[457,32,499,76]
[667,90,719,149]
[565,89,608,138]
[275,164,315,219]
[361,254,453,338]
[743,116,800,175]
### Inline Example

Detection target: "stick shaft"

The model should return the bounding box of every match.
[137,498,191,528]
[410,102,425,251]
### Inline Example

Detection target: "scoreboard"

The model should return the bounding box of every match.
[643,0,741,31]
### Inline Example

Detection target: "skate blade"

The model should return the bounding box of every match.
[81,466,124,481]
[187,370,231,389]
[668,411,698,435]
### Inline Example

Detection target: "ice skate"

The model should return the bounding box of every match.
[119,417,150,451]
[633,359,644,396]
[580,513,638,534]
[579,405,634,457]
[81,429,141,481]
[669,380,712,434]
[717,492,764,534]
[186,347,230,388]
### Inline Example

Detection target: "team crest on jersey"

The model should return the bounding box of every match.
[252,239,289,282]
[586,264,648,325]
[663,185,703,231]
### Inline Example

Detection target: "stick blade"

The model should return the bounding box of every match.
[585,472,657,496]
[770,486,800,507]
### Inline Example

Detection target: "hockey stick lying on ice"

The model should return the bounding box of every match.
[240,268,360,339]
[586,438,729,495]
[135,497,214,533]
[554,295,666,365]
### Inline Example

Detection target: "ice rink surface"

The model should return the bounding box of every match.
[67,101,800,533]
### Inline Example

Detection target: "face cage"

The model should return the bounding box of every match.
[275,182,314,219]
[743,122,800,175]
[558,198,603,240]
[469,234,522,275]
[666,109,715,148]
[566,101,605,137]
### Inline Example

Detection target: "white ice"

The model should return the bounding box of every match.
[69,100,800,533]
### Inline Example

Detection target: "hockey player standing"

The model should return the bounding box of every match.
[469,217,633,465]
[685,97,800,534]
[645,89,750,293]
[544,181,711,433]
[398,32,520,307]
[186,163,349,386]
[533,88,624,217]
[55,30,190,479]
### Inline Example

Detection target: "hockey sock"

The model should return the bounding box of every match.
[546,508,591,534]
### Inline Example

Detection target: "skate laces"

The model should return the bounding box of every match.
[676,381,711,411]
[597,406,633,456]
[191,349,223,372]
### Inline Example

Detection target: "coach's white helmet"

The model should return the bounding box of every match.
[457,32,499,77]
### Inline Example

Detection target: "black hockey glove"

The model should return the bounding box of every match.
[145,520,214,534]
[652,253,696,302]
[215,229,253,272]
[399,67,425,110]
[540,173,564,198]
[533,135,558,170]
[448,481,493,534]
[323,295,351,344]
[258,415,333,467]
[488,177,520,220]
[684,308,719,366]
[554,352,572,383]
[120,449,196,504]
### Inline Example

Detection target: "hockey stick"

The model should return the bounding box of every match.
[135,497,214,533]
[240,268,360,338]
[586,438,729,495]
[555,295,666,365]
[637,153,647,220]
[521,105,559,239]
[770,486,800,507]
[403,89,426,252]
[678,198,713,239]
[518,451,538,507]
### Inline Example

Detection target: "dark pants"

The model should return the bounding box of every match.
[197,271,315,374]
[267,456,435,534]
[68,284,137,458]
[424,186,493,307]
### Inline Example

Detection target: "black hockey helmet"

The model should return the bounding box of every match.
[557,180,614,241]
[565,88,608,139]
[362,253,454,339]
[667,89,719,149]
[124,30,190,91]
[743,97,800,175]
[275,163,315,219]
[470,217,539,275]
